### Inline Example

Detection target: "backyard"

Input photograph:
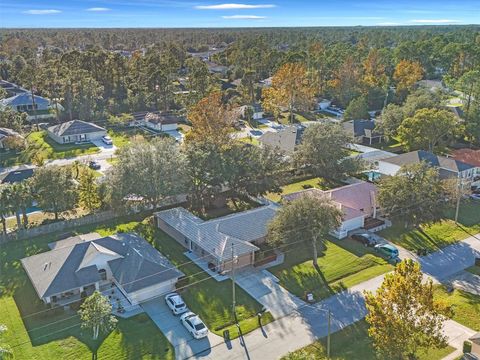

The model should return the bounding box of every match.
[281,320,455,360]
[265,176,343,202]
[0,214,272,359]
[269,238,393,301]
[1,131,100,166]
[379,201,480,252]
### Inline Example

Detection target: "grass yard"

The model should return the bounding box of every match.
[269,238,393,301]
[238,136,260,146]
[466,265,480,276]
[434,286,480,331]
[380,201,480,252]
[108,129,150,148]
[265,177,343,203]
[1,131,100,166]
[370,136,404,153]
[281,320,455,360]
[0,215,272,359]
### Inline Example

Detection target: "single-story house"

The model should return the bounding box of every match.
[155,205,278,272]
[0,80,27,96]
[469,332,480,358]
[377,150,477,181]
[143,112,180,132]
[47,120,107,144]
[342,119,383,145]
[0,127,23,149]
[129,111,181,132]
[21,233,184,307]
[0,92,62,121]
[205,61,229,75]
[0,166,35,184]
[283,181,387,239]
[258,125,304,154]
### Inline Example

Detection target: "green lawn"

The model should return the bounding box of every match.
[269,238,393,301]
[434,286,480,331]
[379,201,480,252]
[466,265,480,276]
[238,136,260,146]
[265,177,343,202]
[277,111,310,124]
[0,215,271,359]
[1,131,100,166]
[281,320,455,360]
[108,129,151,148]
[370,136,404,153]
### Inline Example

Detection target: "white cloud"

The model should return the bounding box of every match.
[195,3,275,10]
[86,7,111,12]
[23,9,61,15]
[410,19,461,23]
[222,14,266,19]
[376,22,402,26]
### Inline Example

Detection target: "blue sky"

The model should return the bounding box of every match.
[1,0,479,28]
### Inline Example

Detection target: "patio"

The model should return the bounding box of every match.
[184,251,230,282]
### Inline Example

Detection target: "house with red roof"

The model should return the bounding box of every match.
[282,181,389,239]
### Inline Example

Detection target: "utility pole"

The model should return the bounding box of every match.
[455,178,464,224]
[231,243,238,324]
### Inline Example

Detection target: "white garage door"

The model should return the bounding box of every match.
[129,280,176,304]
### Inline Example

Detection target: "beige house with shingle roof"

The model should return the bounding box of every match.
[47,120,106,144]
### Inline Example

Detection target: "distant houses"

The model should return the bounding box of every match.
[342,119,384,145]
[0,127,24,149]
[258,126,304,155]
[47,120,107,144]
[0,91,63,122]
[130,111,181,132]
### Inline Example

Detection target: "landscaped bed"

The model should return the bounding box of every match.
[269,238,393,302]
[281,320,455,360]
[379,201,480,252]
[0,215,272,359]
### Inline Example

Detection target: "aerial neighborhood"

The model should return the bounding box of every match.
[0,9,479,360]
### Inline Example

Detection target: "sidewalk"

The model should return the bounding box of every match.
[187,233,480,360]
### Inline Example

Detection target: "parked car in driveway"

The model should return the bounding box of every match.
[165,293,188,315]
[351,232,378,247]
[181,312,208,339]
[375,243,399,260]
[88,161,101,170]
[102,135,113,145]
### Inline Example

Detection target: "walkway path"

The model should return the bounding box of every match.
[186,233,480,360]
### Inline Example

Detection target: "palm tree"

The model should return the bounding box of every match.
[0,325,12,359]
[12,182,33,228]
[8,184,23,230]
[0,186,11,234]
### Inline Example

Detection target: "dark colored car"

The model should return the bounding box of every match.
[88,161,101,170]
[351,233,378,247]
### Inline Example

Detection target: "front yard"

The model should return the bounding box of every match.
[0,215,271,359]
[269,238,393,302]
[434,285,480,331]
[1,131,100,166]
[281,320,455,360]
[379,201,480,252]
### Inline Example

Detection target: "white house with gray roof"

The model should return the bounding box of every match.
[21,233,183,307]
[47,120,107,144]
[155,205,278,272]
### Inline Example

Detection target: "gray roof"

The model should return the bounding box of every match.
[0,167,34,184]
[48,120,106,137]
[155,205,278,261]
[383,150,475,174]
[259,126,303,154]
[0,127,21,140]
[342,119,381,138]
[21,233,183,299]
[1,92,50,107]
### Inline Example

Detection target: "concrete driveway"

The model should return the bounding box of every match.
[141,298,224,360]
[235,269,305,318]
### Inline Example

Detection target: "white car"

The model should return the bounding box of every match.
[165,293,188,315]
[180,312,208,339]
[102,135,113,145]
